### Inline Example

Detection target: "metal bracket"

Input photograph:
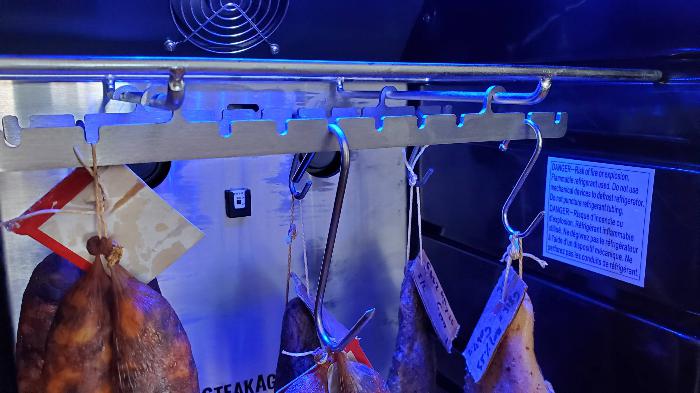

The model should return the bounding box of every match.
[103,67,186,111]
[337,77,552,106]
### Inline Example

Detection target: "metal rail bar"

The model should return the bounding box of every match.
[0,56,662,83]
[388,78,551,105]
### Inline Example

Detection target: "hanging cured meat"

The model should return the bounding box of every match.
[281,364,330,393]
[277,273,389,393]
[275,297,320,388]
[40,255,113,393]
[327,351,389,393]
[464,293,552,393]
[15,254,83,393]
[110,262,199,393]
[282,351,389,393]
[37,233,198,393]
[387,258,437,393]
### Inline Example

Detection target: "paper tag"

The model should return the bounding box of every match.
[13,166,203,283]
[291,272,373,368]
[463,266,527,382]
[410,250,460,352]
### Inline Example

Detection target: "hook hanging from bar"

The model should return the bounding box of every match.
[501,117,545,240]
[314,124,375,353]
[289,152,316,200]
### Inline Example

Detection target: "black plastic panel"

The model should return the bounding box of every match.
[403,0,700,69]
[0,0,423,60]
[422,138,700,332]
[420,129,700,391]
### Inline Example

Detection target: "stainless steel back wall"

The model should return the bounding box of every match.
[0,79,409,388]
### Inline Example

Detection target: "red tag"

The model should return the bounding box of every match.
[13,168,96,270]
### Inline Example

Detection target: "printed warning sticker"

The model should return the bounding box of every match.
[543,157,655,287]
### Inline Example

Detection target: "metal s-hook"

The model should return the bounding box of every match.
[289,152,316,200]
[314,124,375,353]
[501,117,545,240]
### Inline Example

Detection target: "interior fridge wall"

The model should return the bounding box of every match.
[0,0,699,392]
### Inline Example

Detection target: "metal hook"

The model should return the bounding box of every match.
[289,152,316,200]
[501,117,545,240]
[314,124,375,353]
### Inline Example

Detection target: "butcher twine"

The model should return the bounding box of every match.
[281,347,329,365]
[74,144,124,265]
[403,145,432,265]
[500,234,547,300]
[285,195,311,303]
[285,195,297,302]
[0,145,112,232]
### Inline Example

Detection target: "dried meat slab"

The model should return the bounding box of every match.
[110,263,198,393]
[464,294,552,393]
[16,254,83,393]
[328,352,389,393]
[40,257,113,393]
[275,297,320,389]
[387,259,437,393]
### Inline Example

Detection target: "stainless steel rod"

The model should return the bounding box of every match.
[386,78,551,105]
[338,78,552,105]
[0,56,662,83]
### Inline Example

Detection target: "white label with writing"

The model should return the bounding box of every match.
[543,157,655,287]
[463,267,526,382]
[411,250,460,353]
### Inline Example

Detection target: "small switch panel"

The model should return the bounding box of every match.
[225,188,252,218]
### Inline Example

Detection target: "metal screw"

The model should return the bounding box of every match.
[499,140,511,152]
[164,39,178,52]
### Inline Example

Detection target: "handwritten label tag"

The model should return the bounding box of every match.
[13,166,203,283]
[463,267,527,382]
[410,250,460,353]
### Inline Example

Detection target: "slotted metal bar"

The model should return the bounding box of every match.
[0,112,567,172]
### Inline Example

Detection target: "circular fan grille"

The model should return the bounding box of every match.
[166,0,289,54]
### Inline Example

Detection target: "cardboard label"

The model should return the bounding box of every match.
[464,267,526,382]
[13,166,203,283]
[410,250,460,352]
[543,157,655,287]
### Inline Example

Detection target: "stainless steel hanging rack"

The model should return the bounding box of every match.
[0,57,663,173]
